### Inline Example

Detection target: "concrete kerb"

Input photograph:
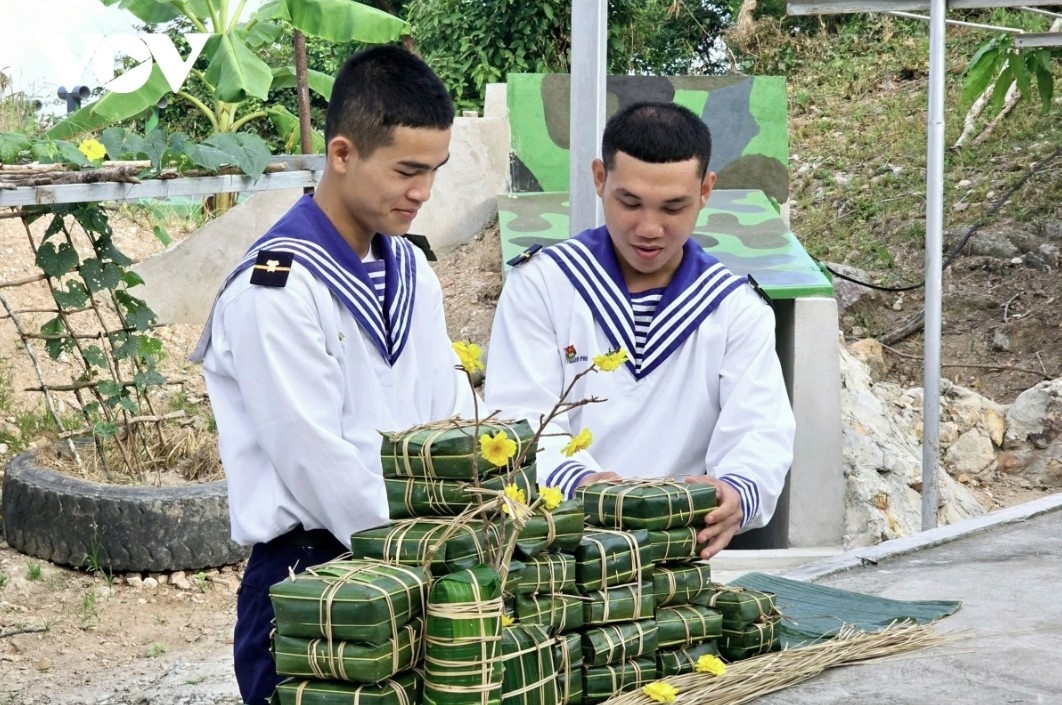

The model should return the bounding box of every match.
[783,492,1062,583]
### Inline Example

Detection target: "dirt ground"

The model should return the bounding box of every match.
[0,203,1058,703]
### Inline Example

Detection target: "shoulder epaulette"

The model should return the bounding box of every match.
[745,274,773,309]
[249,250,294,287]
[506,243,543,267]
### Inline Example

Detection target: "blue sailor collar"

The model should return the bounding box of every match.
[543,225,744,380]
[193,194,417,366]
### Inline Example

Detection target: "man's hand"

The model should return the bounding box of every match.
[685,476,743,560]
[576,471,621,487]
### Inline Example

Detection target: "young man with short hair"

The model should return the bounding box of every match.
[191,46,473,704]
[485,101,795,560]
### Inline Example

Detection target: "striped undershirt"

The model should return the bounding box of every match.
[363,259,387,308]
[630,287,665,358]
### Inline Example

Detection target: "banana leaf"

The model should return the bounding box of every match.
[581,581,655,625]
[654,605,723,649]
[514,592,584,633]
[386,465,537,520]
[499,624,559,705]
[381,419,536,480]
[514,499,584,558]
[574,529,653,592]
[272,617,421,683]
[719,616,780,660]
[423,565,505,705]
[517,553,576,595]
[554,632,584,705]
[577,480,717,531]
[580,619,658,667]
[582,657,655,705]
[269,560,427,643]
[694,584,778,627]
[652,563,713,607]
[273,670,420,705]
[647,527,703,563]
[349,519,502,576]
[656,640,720,678]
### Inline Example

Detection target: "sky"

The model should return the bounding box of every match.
[0,0,267,115]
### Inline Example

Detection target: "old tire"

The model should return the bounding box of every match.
[1,449,248,573]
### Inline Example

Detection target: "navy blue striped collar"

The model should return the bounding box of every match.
[543,226,744,380]
[232,195,417,365]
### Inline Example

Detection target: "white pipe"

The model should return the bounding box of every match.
[888,10,1024,33]
[922,0,946,531]
[569,0,607,235]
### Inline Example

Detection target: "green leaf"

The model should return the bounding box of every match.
[47,66,171,140]
[95,236,133,267]
[122,270,147,288]
[0,132,32,164]
[1008,51,1031,99]
[254,0,290,21]
[99,0,184,24]
[133,369,168,392]
[203,32,274,103]
[117,394,139,413]
[265,105,326,154]
[1034,57,1054,114]
[245,20,285,48]
[52,281,90,309]
[285,0,410,43]
[54,141,91,167]
[80,259,123,293]
[271,67,335,101]
[40,317,72,360]
[961,40,1004,106]
[204,132,272,178]
[183,141,232,171]
[115,290,158,331]
[989,64,1014,116]
[83,345,109,370]
[143,128,169,173]
[36,242,80,277]
[99,127,128,160]
[92,420,120,439]
[151,226,172,247]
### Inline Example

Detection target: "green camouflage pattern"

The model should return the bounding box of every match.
[497,189,832,300]
[507,74,789,203]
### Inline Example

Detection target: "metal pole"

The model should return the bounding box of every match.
[569,0,607,235]
[921,0,946,531]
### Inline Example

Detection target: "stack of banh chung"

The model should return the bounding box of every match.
[572,479,721,702]
[694,583,780,661]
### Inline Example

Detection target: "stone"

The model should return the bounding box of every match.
[142,577,159,589]
[944,429,996,477]
[984,407,1006,447]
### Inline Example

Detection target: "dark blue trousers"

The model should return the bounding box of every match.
[234,527,346,704]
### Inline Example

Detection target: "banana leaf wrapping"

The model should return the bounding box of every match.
[272,671,420,705]
[581,657,656,705]
[694,585,778,627]
[655,605,723,649]
[386,465,537,520]
[423,565,505,705]
[647,527,702,563]
[517,553,576,595]
[269,560,428,644]
[719,617,780,660]
[272,618,422,684]
[581,581,655,625]
[652,563,713,607]
[381,419,537,480]
[574,529,653,592]
[514,593,584,633]
[655,640,720,678]
[553,633,584,705]
[577,480,717,531]
[513,500,584,558]
[349,519,502,576]
[498,624,559,705]
[503,561,526,597]
[580,619,658,667]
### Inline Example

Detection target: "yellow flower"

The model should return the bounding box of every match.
[501,614,515,627]
[592,348,628,372]
[694,653,727,676]
[77,138,106,162]
[642,681,678,703]
[539,485,564,511]
[452,341,484,373]
[500,483,527,516]
[480,431,517,467]
[560,428,593,458]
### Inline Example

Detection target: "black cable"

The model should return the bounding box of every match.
[816,145,1062,293]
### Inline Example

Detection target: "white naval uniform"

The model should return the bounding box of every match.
[191,195,474,547]
[484,226,795,530]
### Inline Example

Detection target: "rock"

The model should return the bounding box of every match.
[984,407,1006,447]
[142,577,159,589]
[828,263,879,311]
[944,429,996,477]
[126,575,144,589]
[991,331,1011,352]
[847,339,889,381]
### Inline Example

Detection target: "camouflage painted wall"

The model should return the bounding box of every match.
[507,74,789,204]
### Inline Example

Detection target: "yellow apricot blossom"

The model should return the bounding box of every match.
[500,483,527,516]
[539,485,564,511]
[480,431,517,467]
[501,614,515,627]
[642,681,678,703]
[592,348,628,372]
[452,341,485,373]
[695,653,727,676]
[561,428,593,458]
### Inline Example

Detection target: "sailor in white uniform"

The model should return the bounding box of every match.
[485,101,795,561]
[190,47,472,705]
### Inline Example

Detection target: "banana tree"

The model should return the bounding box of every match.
[47,0,410,148]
